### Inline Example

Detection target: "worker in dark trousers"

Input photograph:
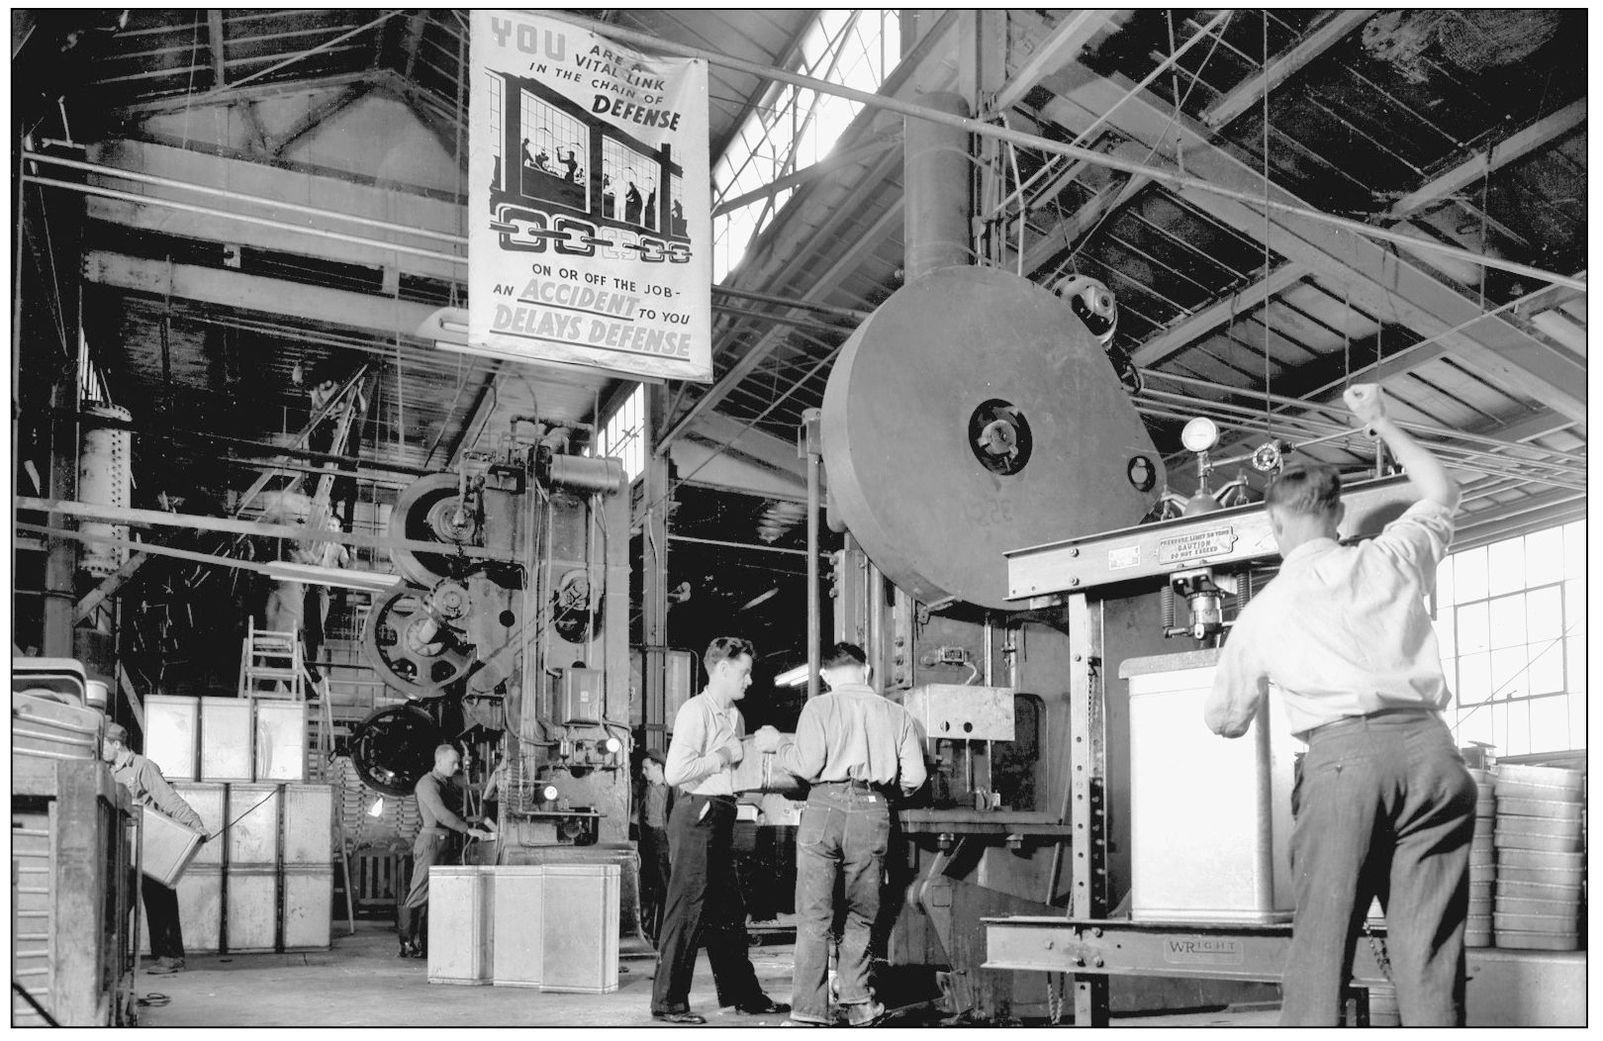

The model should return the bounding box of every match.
[636,748,674,946]
[1205,383,1475,1025]
[759,642,927,1027]
[397,745,495,958]
[649,636,788,1024]
[103,722,207,975]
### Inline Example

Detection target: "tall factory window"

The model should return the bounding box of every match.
[710,10,901,281]
[1438,520,1584,757]
[600,137,661,228]
[596,384,646,483]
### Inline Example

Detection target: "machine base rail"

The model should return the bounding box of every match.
[981,916,1389,987]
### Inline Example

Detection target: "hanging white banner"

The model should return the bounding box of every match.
[469,11,712,381]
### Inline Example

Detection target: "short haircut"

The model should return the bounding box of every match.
[1265,462,1342,518]
[822,642,868,669]
[705,636,755,671]
[434,743,458,760]
[105,722,129,744]
[642,747,666,767]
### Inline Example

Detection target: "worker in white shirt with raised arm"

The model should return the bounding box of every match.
[1204,382,1475,1025]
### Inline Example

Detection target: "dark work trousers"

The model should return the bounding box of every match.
[142,876,186,961]
[649,794,765,1015]
[1281,710,1476,1026]
[790,783,891,1024]
[639,824,672,945]
[398,830,449,949]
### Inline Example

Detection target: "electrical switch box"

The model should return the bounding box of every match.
[559,669,604,725]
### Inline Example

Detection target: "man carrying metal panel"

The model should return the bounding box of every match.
[103,722,205,976]
[1204,383,1475,1025]
[649,636,788,1024]
[758,641,927,1027]
[397,744,495,959]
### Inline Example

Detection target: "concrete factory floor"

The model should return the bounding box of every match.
[134,923,1280,1029]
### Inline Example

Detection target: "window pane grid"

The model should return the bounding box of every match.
[1441,526,1584,756]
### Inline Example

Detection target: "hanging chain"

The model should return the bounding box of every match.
[1046,972,1064,1025]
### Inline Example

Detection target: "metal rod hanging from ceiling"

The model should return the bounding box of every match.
[542,11,1584,291]
[711,286,873,322]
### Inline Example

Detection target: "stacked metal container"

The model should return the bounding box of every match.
[1492,764,1584,950]
[141,783,334,954]
[1465,768,1496,947]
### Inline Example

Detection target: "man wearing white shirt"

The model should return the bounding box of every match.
[1205,383,1475,1026]
[649,636,788,1024]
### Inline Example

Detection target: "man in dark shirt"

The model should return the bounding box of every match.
[637,748,674,946]
[103,722,206,975]
[397,744,495,958]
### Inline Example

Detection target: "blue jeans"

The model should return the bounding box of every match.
[791,784,891,1024]
[1282,711,1476,1026]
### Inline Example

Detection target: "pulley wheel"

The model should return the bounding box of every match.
[362,585,475,697]
[390,474,480,585]
[349,703,443,797]
[820,266,1163,609]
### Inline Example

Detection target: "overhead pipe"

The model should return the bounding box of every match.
[541,10,1584,292]
[27,149,468,247]
[904,92,972,279]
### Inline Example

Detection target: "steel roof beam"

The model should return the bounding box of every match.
[206,10,227,88]
[991,10,1129,115]
[1202,10,1376,128]
[402,10,430,78]
[1038,73,1587,422]
[1386,99,1587,221]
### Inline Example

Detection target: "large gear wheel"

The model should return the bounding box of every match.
[390,474,481,585]
[362,584,475,697]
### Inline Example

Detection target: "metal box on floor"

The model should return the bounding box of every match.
[141,807,205,887]
[226,866,280,952]
[226,784,283,865]
[429,866,494,985]
[199,696,254,780]
[145,695,201,781]
[141,865,223,956]
[539,864,620,993]
[173,783,227,866]
[283,784,334,865]
[283,866,334,950]
[490,866,546,987]
[254,700,308,781]
[1123,649,1295,923]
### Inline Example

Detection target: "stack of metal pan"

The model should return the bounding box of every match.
[1465,768,1496,947]
[1491,764,1585,950]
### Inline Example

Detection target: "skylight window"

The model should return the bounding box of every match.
[711,11,901,283]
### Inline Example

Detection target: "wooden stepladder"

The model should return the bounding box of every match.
[238,618,306,701]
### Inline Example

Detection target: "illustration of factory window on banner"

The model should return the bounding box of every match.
[470,11,713,382]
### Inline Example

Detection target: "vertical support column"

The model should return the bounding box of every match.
[801,408,822,700]
[640,384,671,748]
[1065,592,1108,1026]
[42,346,79,656]
[962,10,1009,266]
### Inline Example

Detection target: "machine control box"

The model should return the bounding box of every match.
[559,669,605,724]
[901,685,1016,743]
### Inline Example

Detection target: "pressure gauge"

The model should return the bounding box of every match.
[1181,417,1220,453]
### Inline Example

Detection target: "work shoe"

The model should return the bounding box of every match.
[145,957,184,975]
[845,1000,886,1027]
[732,997,790,1015]
[651,1011,707,1025]
[398,942,424,959]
